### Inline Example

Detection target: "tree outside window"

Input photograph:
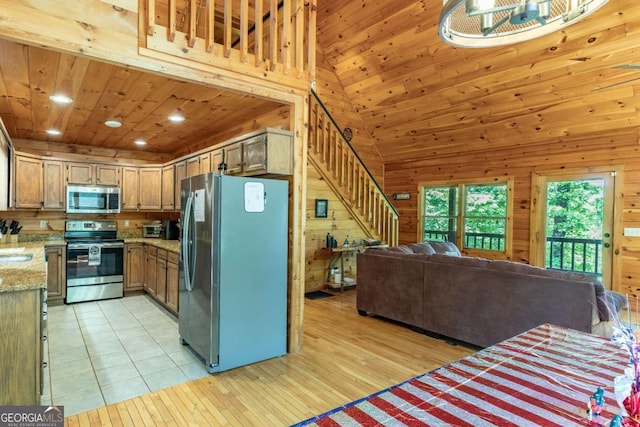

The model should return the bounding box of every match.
[421,179,512,255]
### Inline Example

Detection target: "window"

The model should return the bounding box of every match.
[420,178,513,255]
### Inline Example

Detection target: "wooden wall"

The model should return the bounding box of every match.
[305,161,366,292]
[384,130,640,296]
[314,48,384,184]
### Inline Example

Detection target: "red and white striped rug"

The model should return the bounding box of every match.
[293,324,628,427]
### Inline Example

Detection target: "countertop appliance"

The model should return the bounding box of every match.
[179,174,288,373]
[162,220,179,240]
[66,185,120,214]
[143,223,162,238]
[65,220,124,304]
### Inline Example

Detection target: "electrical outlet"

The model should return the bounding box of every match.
[40,220,46,229]
[124,220,129,227]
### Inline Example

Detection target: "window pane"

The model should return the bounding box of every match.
[424,217,457,241]
[423,186,458,242]
[463,184,507,251]
[424,186,458,216]
[465,184,507,217]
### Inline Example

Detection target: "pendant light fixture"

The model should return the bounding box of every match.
[438,0,609,48]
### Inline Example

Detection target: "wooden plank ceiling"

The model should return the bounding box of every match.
[0,38,283,156]
[316,0,640,164]
[2,0,640,165]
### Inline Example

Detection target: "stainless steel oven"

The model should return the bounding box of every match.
[65,220,124,304]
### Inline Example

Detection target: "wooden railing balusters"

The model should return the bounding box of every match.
[168,0,176,41]
[188,0,197,48]
[223,0,232,57]
[254,0,264,65]
[269,0,278,71]
[205,0,213,51]
[239,0,249,62]
[307,94,398,245]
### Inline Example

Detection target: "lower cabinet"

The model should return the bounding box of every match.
[0,289,42,405]
[124,243,145,292]
[166,252,179,313]
[45,245,66,305]
[140,244,178,315]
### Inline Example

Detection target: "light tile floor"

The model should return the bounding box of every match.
[41,295,209,416]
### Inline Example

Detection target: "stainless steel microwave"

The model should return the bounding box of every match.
[66,185,121,214]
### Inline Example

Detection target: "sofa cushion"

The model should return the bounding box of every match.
[426,240,461,256]
[428,253,491,268]
[408,243,436,255]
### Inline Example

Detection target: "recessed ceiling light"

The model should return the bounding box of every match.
[168,113,185,123]
[134,139,147,146]
[49,94,73,104]
[104,120,122,128]
[46,129,61,136]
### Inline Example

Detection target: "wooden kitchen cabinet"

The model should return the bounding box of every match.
[186,157,200,178]
[156,249,168,305]
[121,167,139,211]
[174,161,186,211]
[166,251,179,313]
[95,164,120,186]
[43,160,65,210]
[139,167,162,210]
[223,129,292,176]
[125,243,145,292]
[122,167,162,211]
[66,162,93,185]
[13,154,43,208]
[46,245,66,305]
[211,150,223,174]
[242,130,292,176]
[225,144,243,175]
[145,245,157,297]
[162,164,175,211]
[67,163,120,185]
[0,288,42,405]
[199,152,211,174]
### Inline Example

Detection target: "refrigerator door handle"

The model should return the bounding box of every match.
[183,193,195,292]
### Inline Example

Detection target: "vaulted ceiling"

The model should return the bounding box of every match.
[0,0,639,165]
[316,0,640,164]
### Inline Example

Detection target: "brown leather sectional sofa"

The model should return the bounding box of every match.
[356,242,626,348]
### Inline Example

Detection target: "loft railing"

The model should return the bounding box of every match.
[424,230,602,276]
[143,0,316,82]
[309,91,398,246]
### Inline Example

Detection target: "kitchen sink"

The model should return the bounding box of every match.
[0,253,32,263]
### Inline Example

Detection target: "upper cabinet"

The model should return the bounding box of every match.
[11,128,292,212]
[67,163,121,186]
[13,155,43,209]
[43,160,65,210]
[121,167,162,211]
[161,164,175,211]
[225,128,293,177]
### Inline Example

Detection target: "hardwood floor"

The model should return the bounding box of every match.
[64,290,476,426]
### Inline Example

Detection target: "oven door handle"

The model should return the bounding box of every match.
[67,242,124,250]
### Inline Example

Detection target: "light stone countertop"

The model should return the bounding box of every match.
[124,238,180,253]
[0,239,180,293]
[0,241,51,293]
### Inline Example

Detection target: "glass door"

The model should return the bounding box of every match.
[531,171,616,288]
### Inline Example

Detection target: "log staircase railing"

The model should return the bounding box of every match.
[143,0,316,83]
[309,91,399,246]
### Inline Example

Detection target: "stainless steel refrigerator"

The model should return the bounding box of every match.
[179,173,288,373]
